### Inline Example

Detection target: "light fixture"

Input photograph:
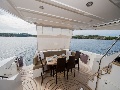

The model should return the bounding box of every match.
[39,6,44,9]
[86,2,93,7]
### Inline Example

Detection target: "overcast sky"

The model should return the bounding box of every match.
[0,9,120,36]
[0,9,36,35]
[73,30,120,36]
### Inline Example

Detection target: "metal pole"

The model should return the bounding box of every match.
[95,35,120,90]
[36,25,38,51]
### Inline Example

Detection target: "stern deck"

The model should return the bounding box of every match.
[20,61,92,90]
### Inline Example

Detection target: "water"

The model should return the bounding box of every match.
[70,39,120,55]
[0,37,120,66]
[0,37,37,66]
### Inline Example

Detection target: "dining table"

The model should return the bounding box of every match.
[46,55,69,76]
[46,55,69,65]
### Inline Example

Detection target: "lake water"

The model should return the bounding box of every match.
[0,37,120,66]
[0,37,37,65]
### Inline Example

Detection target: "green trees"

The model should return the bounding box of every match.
[72,35,119,40]
[0,33,36,37]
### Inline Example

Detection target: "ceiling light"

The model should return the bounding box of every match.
[69,19,72,21]
[50,21,53,22]
[86,2,93,7]
[44,20,48,21]
[73,20,77,22]
[39,19,42,20]
[39,6,44,9]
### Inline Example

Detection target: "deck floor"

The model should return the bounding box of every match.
[20,61,92,90]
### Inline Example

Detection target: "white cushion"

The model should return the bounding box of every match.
[39,52,44,60]
[66,51,71,56]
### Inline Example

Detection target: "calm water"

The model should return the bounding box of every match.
[70,39,120,54]
[0,37,37,65]
[0,37,120,65]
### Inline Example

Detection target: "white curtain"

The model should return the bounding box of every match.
[37,26,72,51]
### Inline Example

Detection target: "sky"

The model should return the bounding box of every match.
[0,9,120,36]
[73,30,120,36]
[0,9,36,35]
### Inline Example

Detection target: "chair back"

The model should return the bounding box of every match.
[80,54,88,64]
[67,56,75,69]
[38,54,43,66]
[39,54,49,73]
[75,51,81,59]
[56,58,66,72]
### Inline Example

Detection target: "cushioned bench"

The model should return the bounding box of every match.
[43,50,66,59]
[33,50,66,70]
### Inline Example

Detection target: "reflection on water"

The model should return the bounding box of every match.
[0,37,120,66]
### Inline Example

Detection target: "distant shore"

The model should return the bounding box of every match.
[0,33,37,37]
[72,35,120,40]
[0,33,119,40]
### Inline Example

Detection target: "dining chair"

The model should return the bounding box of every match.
[55,57,66,84]
[75,51,81,70]
[66,56,75,80]
[39,54,51,85]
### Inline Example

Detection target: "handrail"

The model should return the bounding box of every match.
[95,35,120,90]
[0,76,8,79]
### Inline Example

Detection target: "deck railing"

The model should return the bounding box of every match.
[95,35,120,90]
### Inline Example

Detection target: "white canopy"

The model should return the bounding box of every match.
[0,0,120,30]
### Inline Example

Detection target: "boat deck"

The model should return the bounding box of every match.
[19,61,92,90]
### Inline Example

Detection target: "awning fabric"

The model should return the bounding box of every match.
[37,26,72,51]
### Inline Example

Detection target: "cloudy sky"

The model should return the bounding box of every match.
[0,9,120,36]
[0,9,36,35]
[73,30,120,36]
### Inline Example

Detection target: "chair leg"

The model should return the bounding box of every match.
[67,69,68,80]
[64,70,65,77]
[53,67,54,77]
[74,69,75,77]
[78,60,79,71]
[41,73,43,85]
[50,68,52,76]
[71,69,72,73]
[56,72,57,84]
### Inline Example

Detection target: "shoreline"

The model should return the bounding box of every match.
[72,35,119,40]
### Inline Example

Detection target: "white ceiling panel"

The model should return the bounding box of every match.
[55,0,120,21]
[0,0,120,30]
[10,0,104,25]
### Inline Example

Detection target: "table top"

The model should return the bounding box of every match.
[46,55,68,65]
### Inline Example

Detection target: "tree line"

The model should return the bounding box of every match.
[72,35,119,40]
[0,33,37,37]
